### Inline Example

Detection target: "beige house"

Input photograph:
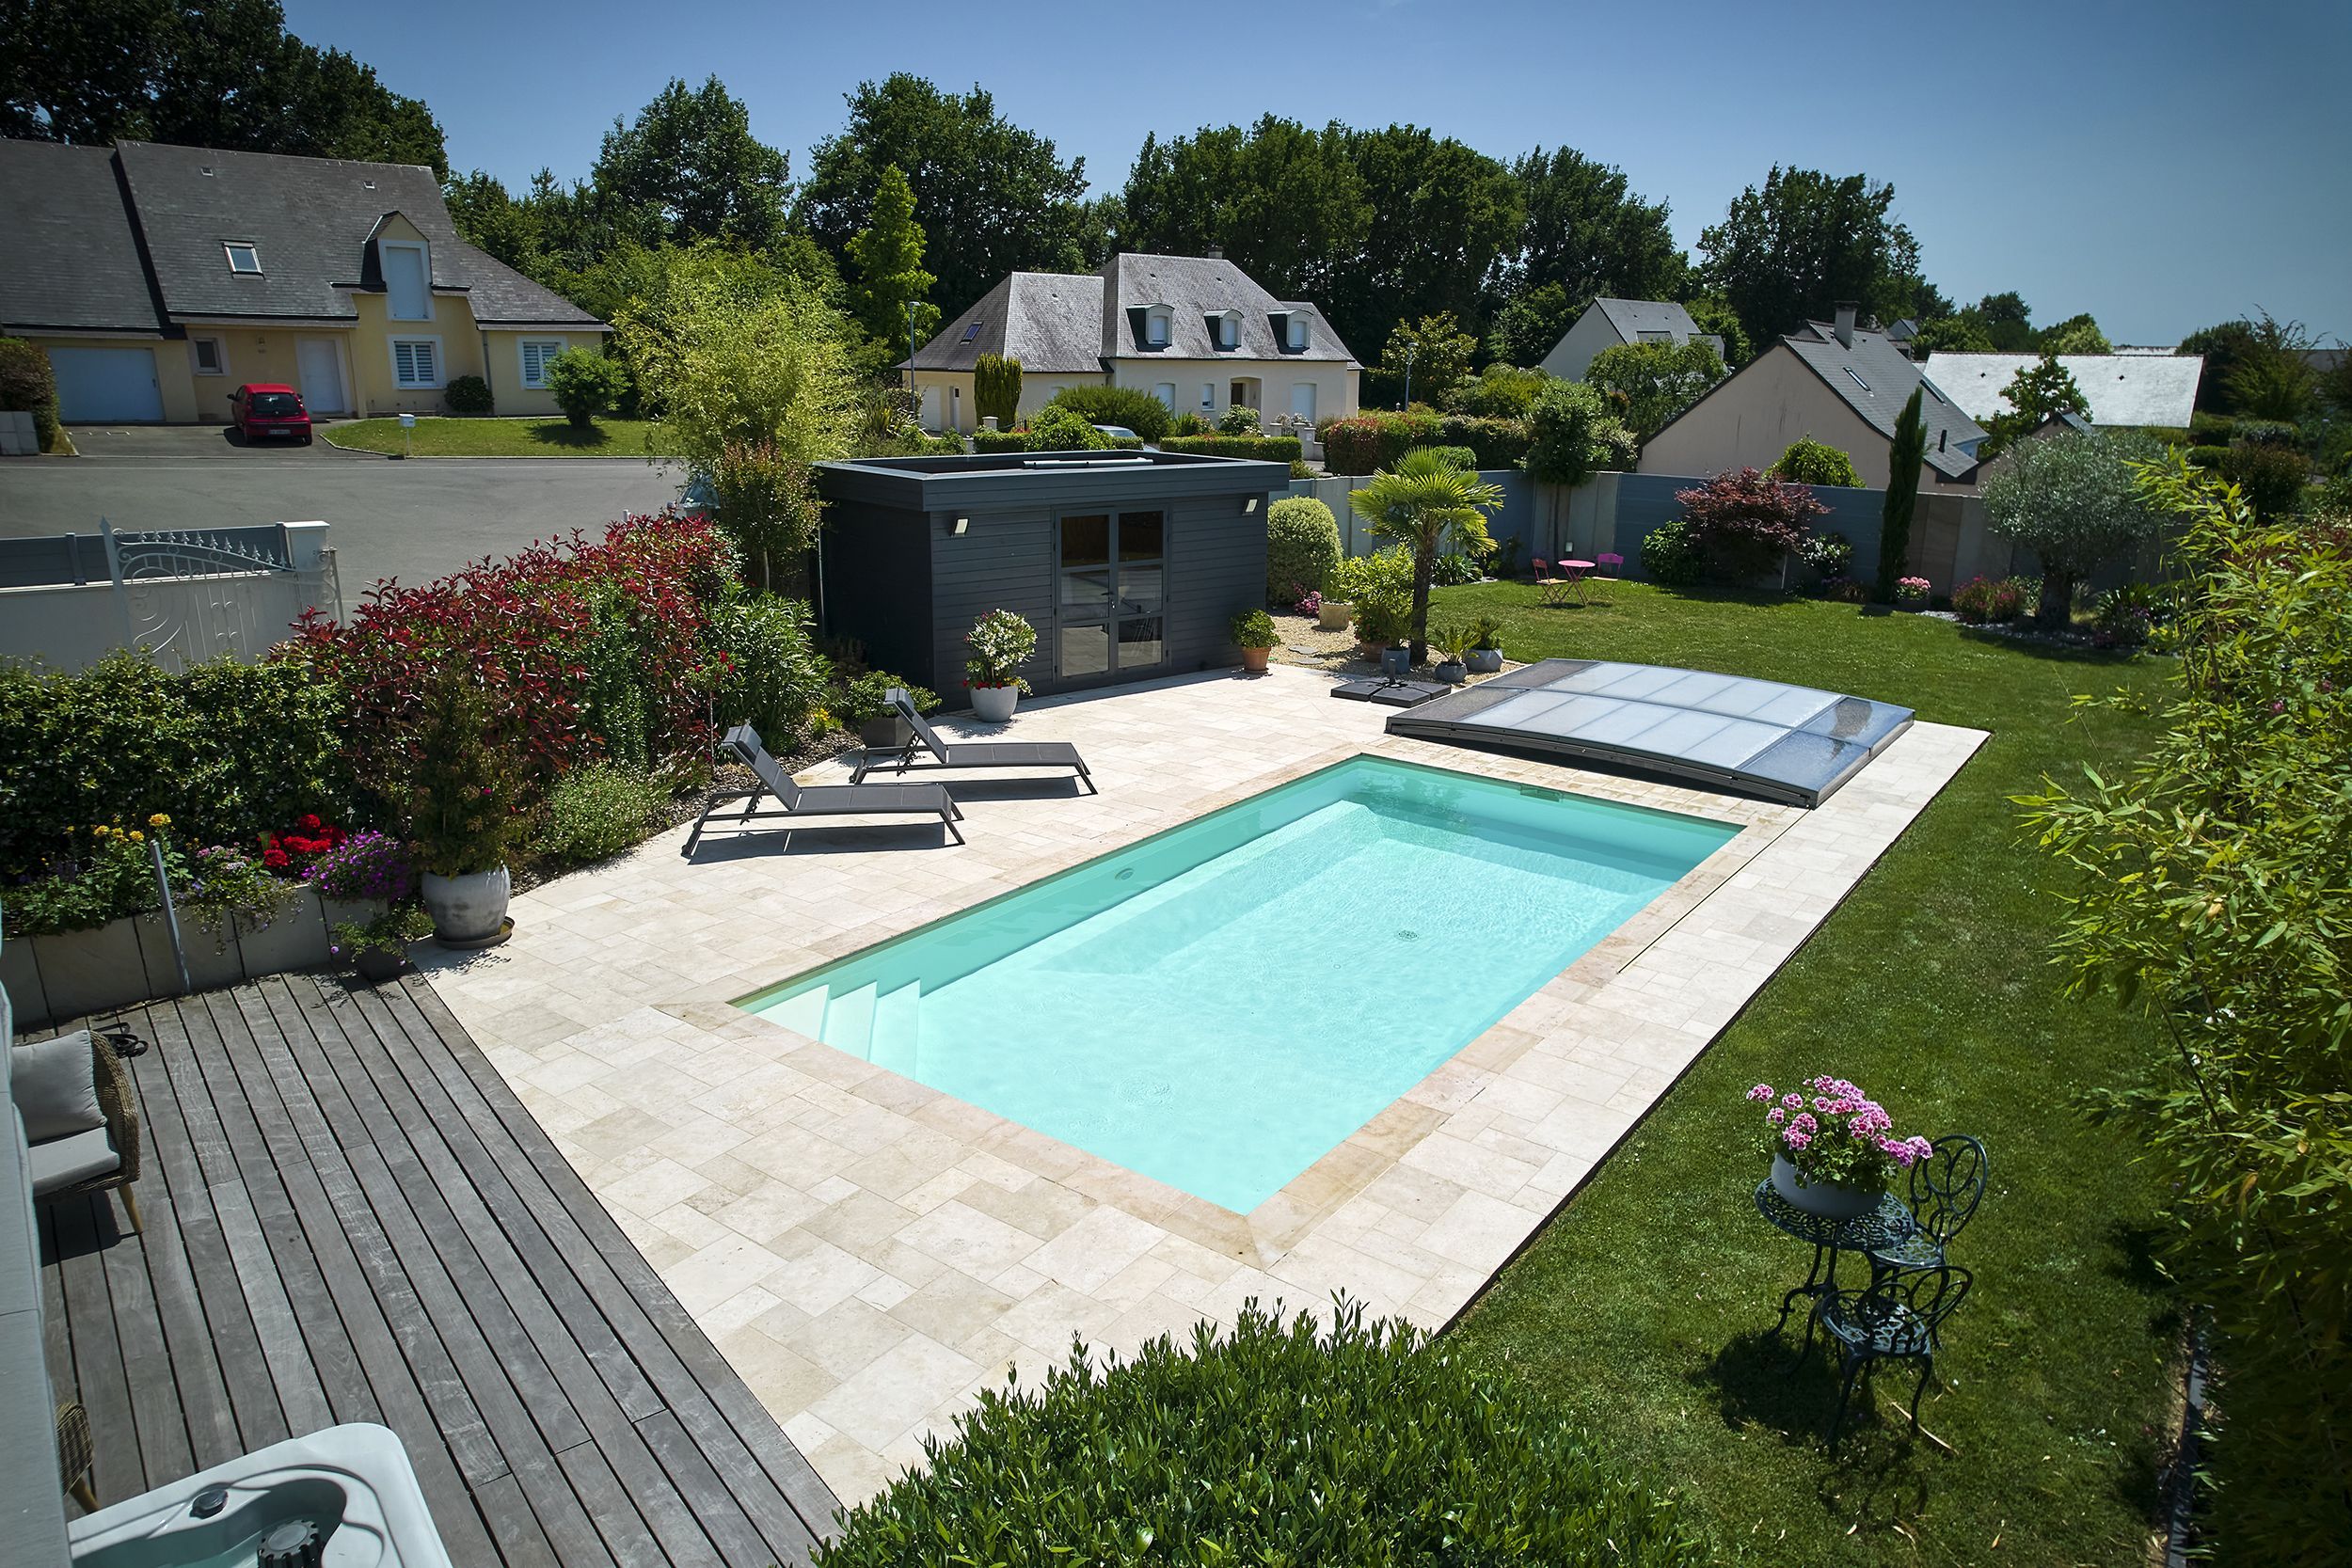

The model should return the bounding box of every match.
[0,138,603,424]
[1539,297,1726,383]
[906,253,1359,435]
[1640,307,1987,491]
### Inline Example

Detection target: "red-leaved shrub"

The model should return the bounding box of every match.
[281,515,738,808]
[1672,468,1830,580]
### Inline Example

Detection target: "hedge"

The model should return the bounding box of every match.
[0,336,62,452]
[1044,383,1172,443]
[1319,410,1528,475]
[1157,434,1302,462]
[1265,495,1342,604]
[0,652,351,876]
[817,1299,1705,1568]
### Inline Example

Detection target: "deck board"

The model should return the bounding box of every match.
[36,974,838,1566]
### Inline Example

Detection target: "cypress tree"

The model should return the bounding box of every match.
[1877,387,1926,603]
[847,164,939,351]
[973,355,1022,427]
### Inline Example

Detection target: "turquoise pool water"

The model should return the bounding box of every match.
[739,756,1737,1213]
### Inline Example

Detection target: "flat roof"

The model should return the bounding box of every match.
[815,449,1291,511]
[1386,659,1914,807]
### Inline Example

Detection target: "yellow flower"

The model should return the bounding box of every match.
[130,831,145,843]
[93,825,109,837]
[148,813,170,828]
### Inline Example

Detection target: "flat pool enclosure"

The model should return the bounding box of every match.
[1387,659,1913,806]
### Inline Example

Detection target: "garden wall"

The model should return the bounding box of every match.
[0,889,364,1028]
[1285,469,1536,562]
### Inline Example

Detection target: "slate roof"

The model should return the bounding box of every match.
[1593,297,1710,346]
[0,137,598,332]
[1784,321,1986,481]
[910,271,1105,372]
[1924,350,2204,429]
[0,141,167,332]
[905,253,1357,372]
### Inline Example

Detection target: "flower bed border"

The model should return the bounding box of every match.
[3,887,339,1026]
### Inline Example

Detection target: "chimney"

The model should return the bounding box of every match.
[1833,301,1858,348]
[1205,245,1224,260]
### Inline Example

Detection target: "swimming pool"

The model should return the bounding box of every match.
[739,756,1738,1213]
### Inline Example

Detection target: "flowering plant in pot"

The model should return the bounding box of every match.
[1748,1075,1932,1219]
[329,902,434,984]
[397,676,527,945]
[1894,575,1932,610]
[1231,608,1279,674]
[962,610,1036,723]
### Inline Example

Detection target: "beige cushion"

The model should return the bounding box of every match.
[28,1126,119,1196]
[11,1032,103,1144]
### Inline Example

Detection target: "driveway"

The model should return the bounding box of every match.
[0,426,683,593]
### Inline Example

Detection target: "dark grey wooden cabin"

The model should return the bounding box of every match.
[815,450,1287,706]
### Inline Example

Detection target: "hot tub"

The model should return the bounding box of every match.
[68,1423,453,1568]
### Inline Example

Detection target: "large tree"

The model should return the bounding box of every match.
[1495,147,1686,348]
[1334,125,1522,367]
[845,164,939,355]
[1114,117,1368,310]
[1,0,446,174]
[1695,166,1924,352]
[1583,339,1725,442]
[591,76,789,251]
[801,75,1099,322]
[1982,429,2166,625]
[1982,352,2092,456]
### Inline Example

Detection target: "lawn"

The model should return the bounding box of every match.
[322,415,679,457]
[1436,581,2177,1567]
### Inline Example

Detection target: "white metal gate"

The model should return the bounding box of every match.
[101,519,342,669]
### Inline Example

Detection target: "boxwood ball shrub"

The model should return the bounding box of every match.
[1771,435,1862,487]
[1639,515,1705,586]
[532,761,668,867]
[443,373,494,415]
[817,1299,1704,1568]
[1264,495,1343,604]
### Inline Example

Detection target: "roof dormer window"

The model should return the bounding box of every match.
[1144,307,1172,348]
[1210,310,1241,351]
[224,242,262,276]
[1283,313,1310,352]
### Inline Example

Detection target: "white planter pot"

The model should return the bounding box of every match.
[1770,1153,1883,1221]
[233,887,330,978]
[421,866,511,943]
[968,685,1020,724]
[1466,648,1504,674]
[1317,600,1353,632]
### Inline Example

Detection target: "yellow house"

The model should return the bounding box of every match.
[0,138,604,425]
[905,253,1360,436]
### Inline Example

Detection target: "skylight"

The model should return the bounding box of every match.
[961,322,981,342]
[224,242,262,275]
[1843,367,1870,392]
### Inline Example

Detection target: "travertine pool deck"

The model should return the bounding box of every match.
[421,662,1985,1506]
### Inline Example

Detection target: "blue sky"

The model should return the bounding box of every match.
[284,0,2351,346]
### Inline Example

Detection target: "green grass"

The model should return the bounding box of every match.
[1434,581,2177,1567]
[322,416,678,457]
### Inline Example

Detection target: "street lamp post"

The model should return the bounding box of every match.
[1403,344,1415,410]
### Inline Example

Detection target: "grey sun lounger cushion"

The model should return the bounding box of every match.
[850,690,1095,792]
[701,723,965,847]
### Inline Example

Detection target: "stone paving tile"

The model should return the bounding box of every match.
[421,662,1985,1504]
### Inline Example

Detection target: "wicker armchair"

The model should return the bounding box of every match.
[57,1402,97,1513]
[33,1035,142,1233]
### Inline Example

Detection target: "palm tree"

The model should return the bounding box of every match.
[1345,448,1505,663]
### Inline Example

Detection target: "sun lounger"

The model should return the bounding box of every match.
[849,689,1095,793]
[687,723,965,851]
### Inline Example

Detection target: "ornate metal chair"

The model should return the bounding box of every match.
[1867,1134,1987,1274]
[1819,1262,1972,1447]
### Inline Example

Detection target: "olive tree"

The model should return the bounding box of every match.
[1980,429,2166,626]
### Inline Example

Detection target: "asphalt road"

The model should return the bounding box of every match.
[0,427,684,594]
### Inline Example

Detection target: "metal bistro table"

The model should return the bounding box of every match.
[1754,1179,1921,1342]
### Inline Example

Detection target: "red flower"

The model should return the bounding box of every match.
[300,814,324,832]
[262,847,290,869]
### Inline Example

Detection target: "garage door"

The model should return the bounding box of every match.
[47,347,165,422]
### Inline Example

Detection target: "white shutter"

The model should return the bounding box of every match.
[393,340,437,388]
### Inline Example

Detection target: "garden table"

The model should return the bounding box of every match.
[1753,1179,1922,1341]
[1539,559,1597,607]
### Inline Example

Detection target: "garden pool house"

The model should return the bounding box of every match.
[815,450,1292,706]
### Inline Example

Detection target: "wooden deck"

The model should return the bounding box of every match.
[36,974,839,1567]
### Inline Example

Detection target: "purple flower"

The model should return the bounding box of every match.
[1782,1092,1804,1111]
[1747,1084,1775,1102]
[1784,1130,1811,1150]
[1766,1107,1786,1126]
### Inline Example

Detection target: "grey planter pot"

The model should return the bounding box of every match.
[1379,646,1411,677]
[1466,648,1503,673]
[421,867,511,944]
[234,888,330,977]
[34,920,150,1022]
[0,935,49,1027]
[1770,1154,1883,1221]
[1434,659,1468,685]
[859,714,914,750]
[969,685,1020,723]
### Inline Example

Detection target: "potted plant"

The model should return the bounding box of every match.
[1429,623,1474,685]
[1749,1075,1933,1220]
[304,828,415,929]
[401,676,526,946]
[330,902,434,984]
[1894,575,1932,611]
[1231,609,1279,674]
[963,609,1037,723]
[1466,615,1505,674]
[841,672,942,749]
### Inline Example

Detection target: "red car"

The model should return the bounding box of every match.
[229,383,312,444]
